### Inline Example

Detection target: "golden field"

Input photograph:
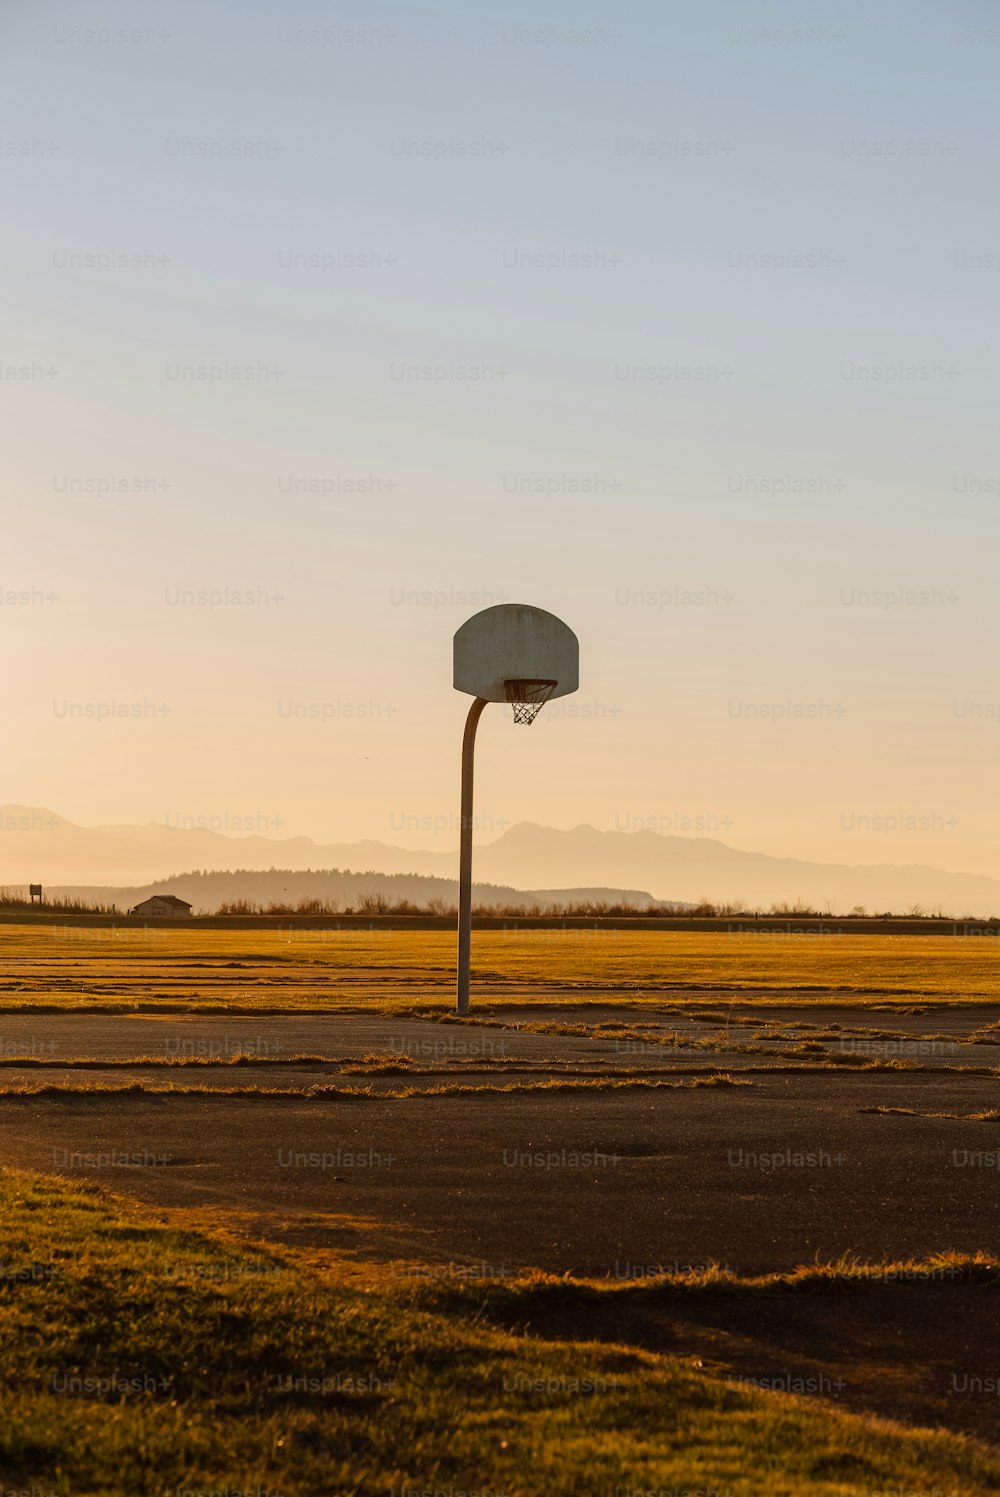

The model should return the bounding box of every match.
[1,923,998,1008]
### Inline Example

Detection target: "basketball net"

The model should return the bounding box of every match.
[504,679,557,726]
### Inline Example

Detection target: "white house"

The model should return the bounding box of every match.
[129,895,193,918]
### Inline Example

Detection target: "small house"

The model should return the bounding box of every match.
[130,895,193,918]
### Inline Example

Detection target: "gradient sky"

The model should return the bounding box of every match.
[3,0,998,877]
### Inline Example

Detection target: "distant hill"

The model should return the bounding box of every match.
[41,869,664,917]
[1,805,998,916]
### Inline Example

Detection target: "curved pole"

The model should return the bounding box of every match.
[456,696,488,1014]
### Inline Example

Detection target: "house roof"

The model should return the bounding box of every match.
[140,895,192,908]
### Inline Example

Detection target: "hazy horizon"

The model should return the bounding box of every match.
[5,798,999,873]
[6,801,1000,917]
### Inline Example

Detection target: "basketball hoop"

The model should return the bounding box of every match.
[504,678,557,725]
[452,604,580,1013]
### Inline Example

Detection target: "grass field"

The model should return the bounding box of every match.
[3,1167,1000,1497]
[2,924,1000,1007]
[5,924,1000,1493]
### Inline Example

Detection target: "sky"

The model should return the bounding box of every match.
[2,0,999,878]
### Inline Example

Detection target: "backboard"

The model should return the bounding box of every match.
[453,604,579,703]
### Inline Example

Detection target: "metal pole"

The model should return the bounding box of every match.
[457,696,488,1014]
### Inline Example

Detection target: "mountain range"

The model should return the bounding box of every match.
[1,806,998,916]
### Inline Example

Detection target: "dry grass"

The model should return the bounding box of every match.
[0,1072,753,1102]
[5,1168,1000,1496]
[410,1249,1000,1309]
[860,1105,1000,1121]
[1,925,1000,1008]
